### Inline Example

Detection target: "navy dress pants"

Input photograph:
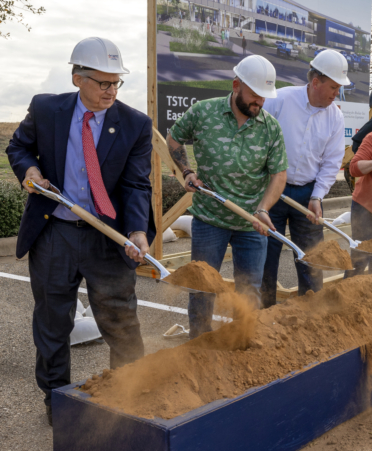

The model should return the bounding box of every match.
[261,182,324,309]
[29,218,144,406]
[344,200,372,278]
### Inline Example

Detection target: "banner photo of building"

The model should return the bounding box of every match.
[156,0,371,144]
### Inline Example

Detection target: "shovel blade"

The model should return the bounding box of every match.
[157,279,215,294]
[295,258,354,271]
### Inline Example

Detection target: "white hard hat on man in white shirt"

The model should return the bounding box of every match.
[233,55,277,98]
[310,49,350,86]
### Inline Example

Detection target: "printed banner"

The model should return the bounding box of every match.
[156,0,371,142]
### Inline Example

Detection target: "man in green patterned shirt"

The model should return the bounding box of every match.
[167,55,288,339]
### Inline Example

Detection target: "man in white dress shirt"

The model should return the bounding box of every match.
[261,49,349,308]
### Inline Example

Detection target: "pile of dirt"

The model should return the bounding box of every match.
[357,239,372,253]
[164,260,231,293]
[303,240,353,270]
[81,274,372,420]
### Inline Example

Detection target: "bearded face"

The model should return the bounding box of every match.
[235,88,263,118]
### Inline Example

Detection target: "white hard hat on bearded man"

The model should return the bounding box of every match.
[69,37,130,74]
[233,55,277,98]
[310,49,350,86]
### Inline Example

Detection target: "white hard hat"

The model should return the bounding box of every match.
[310,49,350,85]
[233,55,277,98]
[69,37,130,74]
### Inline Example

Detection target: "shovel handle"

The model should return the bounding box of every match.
[281,195,324,225]
[224,200,270,232]
[164,324,179,336]
[190,181,270,233]
[71,205,130,247]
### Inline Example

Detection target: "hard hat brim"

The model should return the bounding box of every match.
[310,62,350,86]
[233,68,277,98]
[256,87,277,98]
[68,61,130,75]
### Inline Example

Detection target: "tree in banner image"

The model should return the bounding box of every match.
[0,0,45,38]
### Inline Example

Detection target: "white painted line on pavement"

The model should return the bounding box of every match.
[0,272,31,282]
[0,272,231,322]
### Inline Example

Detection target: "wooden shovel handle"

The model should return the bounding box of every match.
[281,196,324,225]
[224,200,270,232]
[71,205,129,247]
[164,324,179,336]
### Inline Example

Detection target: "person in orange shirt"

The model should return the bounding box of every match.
[344,131,372,278]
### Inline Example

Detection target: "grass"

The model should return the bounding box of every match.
[296,54,312,63]
[0,123,19,183]
[0,155,10,169]
[257,39,275,48]
[159,80,293,91]
[206,34,218,43]
[156,5,178,15]
[157,24,174,33]
[276,81,294,88]
[158,23,217,42]
[160,80,232,91]
[170,41,235,55]
[161,145,196,176]
[263,34,296,43]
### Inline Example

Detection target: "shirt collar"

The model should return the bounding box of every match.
[303,84,325,114]
[76,94,107,124]
[223,93,233,114]
[224,93,264,124]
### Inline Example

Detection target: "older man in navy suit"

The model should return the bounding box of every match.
[6,37,155,426]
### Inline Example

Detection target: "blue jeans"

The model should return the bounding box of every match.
[261,182,324,308]
[344,200,372,278]
[188,218,267,339]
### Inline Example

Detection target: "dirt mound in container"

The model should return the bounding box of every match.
[164,260,232,293]
[302,240,353,270]
[81,275,372,420]
[357,239,372,253]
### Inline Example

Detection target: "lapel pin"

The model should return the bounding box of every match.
[109,127,115,134]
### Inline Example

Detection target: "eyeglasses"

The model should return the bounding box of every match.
[86,76,124,90]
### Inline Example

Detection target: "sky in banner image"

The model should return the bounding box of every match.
[156,0,372,140]
[0,0,148,122]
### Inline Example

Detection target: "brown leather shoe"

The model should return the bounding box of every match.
[46,406,53,427]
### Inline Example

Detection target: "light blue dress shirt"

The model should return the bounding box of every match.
[53,95,107,220]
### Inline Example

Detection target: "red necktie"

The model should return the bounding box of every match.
[82,111,116,219]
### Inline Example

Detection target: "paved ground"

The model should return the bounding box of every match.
[2,205,371,451]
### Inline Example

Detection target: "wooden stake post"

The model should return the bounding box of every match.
[146,0,193,260]
[143,0,355,300]
[147,0,163,260]
[144,0,199,273]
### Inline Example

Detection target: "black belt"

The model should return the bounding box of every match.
[52,216,89,228]
[286,180,316,188]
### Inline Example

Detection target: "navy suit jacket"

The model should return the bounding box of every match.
[6,92,156,269]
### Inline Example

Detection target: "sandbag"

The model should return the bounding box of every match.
[171,215,193,237]
[163,227,178,243]
[332,211,351,226]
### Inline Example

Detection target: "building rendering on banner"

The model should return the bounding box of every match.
[184,0,368,52]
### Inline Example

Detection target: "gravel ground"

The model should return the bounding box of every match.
[0,222,367,451]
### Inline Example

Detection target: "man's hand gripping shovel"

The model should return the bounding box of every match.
[189,181,352,272]
[26,180,213,294]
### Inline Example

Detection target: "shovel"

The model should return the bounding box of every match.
[163,324,189,338]
[189,182,349,271]
[280,194,371,255]
[26,180,213,295]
